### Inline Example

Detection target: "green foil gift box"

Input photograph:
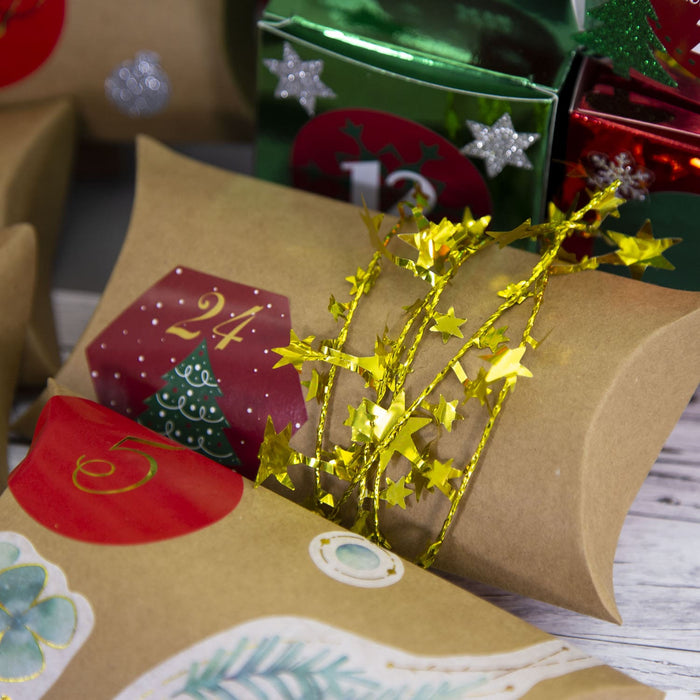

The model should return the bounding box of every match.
[256,0,580,229]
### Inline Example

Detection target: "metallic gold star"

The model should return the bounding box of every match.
[381,476,413,509]
[607,220,680,279]
[425,395,462,432]
[425,458,461,496]
[478,326,510,353]
[484,346,533,384]
[430,307,467,343]
[256,419,295,490]
[463,368,492,408]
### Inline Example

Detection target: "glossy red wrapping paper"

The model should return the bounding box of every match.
[560,59,700,210]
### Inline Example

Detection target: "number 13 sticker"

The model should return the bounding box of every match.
[86,267,307,480]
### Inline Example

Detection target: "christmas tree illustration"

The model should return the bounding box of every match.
[576,0,675,87]
[138,339,241,468]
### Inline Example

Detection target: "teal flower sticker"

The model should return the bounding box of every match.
[0,565,77,681]
[0,543,19,569]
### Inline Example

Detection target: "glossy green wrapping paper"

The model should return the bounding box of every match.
[256,0,580,228]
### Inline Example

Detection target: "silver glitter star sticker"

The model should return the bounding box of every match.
[460,113,540,178]
[263,42,336,117]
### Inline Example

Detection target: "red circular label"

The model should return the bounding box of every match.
[9,397,244,545]
[291,108,491,222]
[0,0,65,88]
[652,0,700,79]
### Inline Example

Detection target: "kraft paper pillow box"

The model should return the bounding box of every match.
[0,0,255,142]
[556,57,700,291]
[26,137,700,624]
[2,395,661,698]
[0,224,36,487]
[0,98,74,385]
[256,0,579,229]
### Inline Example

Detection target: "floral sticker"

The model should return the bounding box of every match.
[0,532,93,698]
[308,531,404,588]
[115,616,600,699]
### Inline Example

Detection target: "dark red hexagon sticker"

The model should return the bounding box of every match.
[9,397,244,545]
[85,267,307,481]
[291,108,492,223]
[0,0,65,88]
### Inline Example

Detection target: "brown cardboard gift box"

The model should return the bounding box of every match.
[0,97,75,386]
[1,394,660,698]
[0,224,35,486]
[0,0,255,143]
[24,137,700,622]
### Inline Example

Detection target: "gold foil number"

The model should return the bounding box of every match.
[165,292,225,341]
[211,305,264,350]
[73,436,185,495]
[165,291,263,350]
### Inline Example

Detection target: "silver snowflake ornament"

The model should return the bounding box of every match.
[105,51,170,118]
[586,151,654,200]
[263,42,336,117]
[460,113,540,178]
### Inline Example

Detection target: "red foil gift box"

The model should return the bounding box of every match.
[558,57,700,290]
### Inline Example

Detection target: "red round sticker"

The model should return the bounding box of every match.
[291,108,491,222]
[9,397,244,545]
[0,0,65,88]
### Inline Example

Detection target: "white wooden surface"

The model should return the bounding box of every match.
[443,395,700,695]
[9,289,700,698]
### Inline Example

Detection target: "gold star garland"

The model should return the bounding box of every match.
[257,182,680,566]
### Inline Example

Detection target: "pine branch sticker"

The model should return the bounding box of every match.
[115,616,600,699]
[175,636,377,699]
[138,339,241,468]
[576,0,676,87]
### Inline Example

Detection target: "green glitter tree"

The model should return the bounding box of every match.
[577,0,676,87]
[138,339,241,468]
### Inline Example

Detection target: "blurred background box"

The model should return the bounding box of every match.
[0,98,74,385]
[0,0,256,143]
[557,57,700,291]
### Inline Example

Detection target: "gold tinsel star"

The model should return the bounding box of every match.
[478,326,510,353]
[381,476,413,509]
[430,307,467,343]
[607,220,680,279]
[484,346,533,384]
[256,419,295,490]
[463,368,492,408]
[425,458,461,496]
[425,395,462,432]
